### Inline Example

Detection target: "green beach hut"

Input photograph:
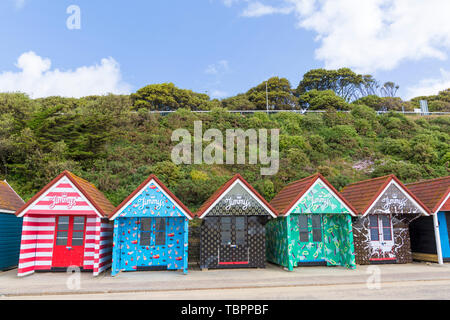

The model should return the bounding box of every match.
[266,174,357,270]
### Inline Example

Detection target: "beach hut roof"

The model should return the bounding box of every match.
[407,176,450,214]
[0,180,24,213]
[15,170,115,218]
[341,174,430,216]
[196,174,278,218]
[109,174,194,220]
[270,173,357,216]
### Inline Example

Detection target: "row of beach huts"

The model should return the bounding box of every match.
[0,170,449,277]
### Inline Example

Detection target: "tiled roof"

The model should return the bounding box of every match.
[270,173,357,216]
[0,181,24,213]
[66,171,116,217]
[15,170,114,217]
[407,176,450,213]
[270,175,318,215]
[195,174,278,218]
[110,174,194,219]
[341,174,430,215]
[340,175,392,214]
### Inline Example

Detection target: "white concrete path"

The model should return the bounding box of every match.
[1,262,450,299]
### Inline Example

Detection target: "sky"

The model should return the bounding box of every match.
[1,0,450,100]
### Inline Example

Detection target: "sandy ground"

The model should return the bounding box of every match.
[1,262,450,299]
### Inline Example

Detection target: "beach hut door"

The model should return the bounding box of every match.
[369,215,395,261]
[52,216,86,267]
[218,217,249,265]
[137,218,167,268]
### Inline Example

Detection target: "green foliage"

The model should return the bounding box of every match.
[379,138,411,158]
[410,88,450,112]
[131,83,216,111]
[371,160,425,182]
[322,125,361,156]
[296,68,373,102]
[0,79,448,211]
[299,90,350,110]
[253,179,276,201]
[246,77,298,110]
[221,94,256,110]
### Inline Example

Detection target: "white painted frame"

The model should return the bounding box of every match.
[284,178,357,217]
[0,209,16,214]
[362,179,429,217]
[198,179,277,219]
[109,178,192,220]
[17,176,103,218]
[433,191,449,265]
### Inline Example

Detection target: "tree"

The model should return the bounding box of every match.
[299,89,350,111]
[131,83,215,111]
[246,77,299,110]
[358,75,380,97]
[296,68,365,102]
[380,82,400,98]
[221,94,256,110]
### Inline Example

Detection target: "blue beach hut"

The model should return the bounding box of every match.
[109,175,194,275]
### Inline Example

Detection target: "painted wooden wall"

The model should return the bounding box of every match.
[438,212,450,260]
[266,180,356,270]
[0,212,23,270]
[111,180,190,275]
[267,214,355,270]
[112,216,187,274]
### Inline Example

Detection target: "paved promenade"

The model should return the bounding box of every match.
[1,262,450,299]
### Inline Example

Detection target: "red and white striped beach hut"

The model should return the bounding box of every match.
[15,170,115,277]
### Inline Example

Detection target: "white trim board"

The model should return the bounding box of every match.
[3,180,25,202]
[362,179,429,217]
[17,176,103,218]
[198,179,277,219]
[0,209,16,214]
[435,191,450,214]
[284,177,357,217]
[109,179,192,220]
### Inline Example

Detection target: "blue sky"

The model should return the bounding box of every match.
[1,0,450,100]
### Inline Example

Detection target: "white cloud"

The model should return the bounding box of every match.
[225,0,450,73]
[205,60,230,75]
[0,51,132,98]
[14,0,25,9]
[222,0,241,7]
[241,2,292,17]
[210,90,229,99]
[406,69,450,99]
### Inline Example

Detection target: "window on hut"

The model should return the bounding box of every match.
[298,215,323,243]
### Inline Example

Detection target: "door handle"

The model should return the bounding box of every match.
[66,247,72,250]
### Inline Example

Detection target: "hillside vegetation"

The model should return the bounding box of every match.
[0,68,449,211]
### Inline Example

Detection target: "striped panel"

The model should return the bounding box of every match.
[23,177,98,216]
[83,216,98,270]
[17,215,55,276]
[93,219,113,276]
[92,218,101,275]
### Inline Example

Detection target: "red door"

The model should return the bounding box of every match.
[52,216,86,268]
